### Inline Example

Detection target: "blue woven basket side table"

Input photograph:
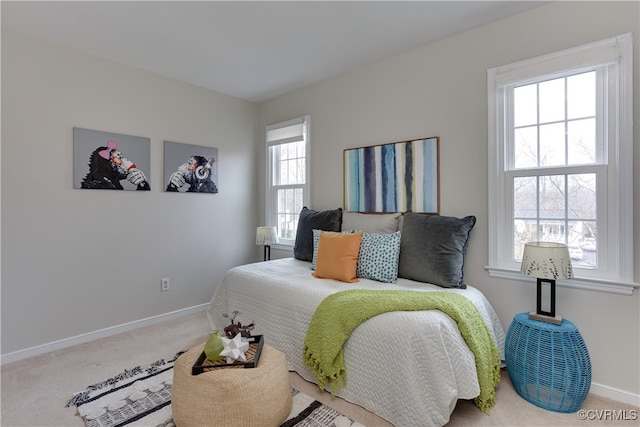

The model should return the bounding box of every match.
[505,312,591,413]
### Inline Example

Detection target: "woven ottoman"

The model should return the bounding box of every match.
[172,343,292,427]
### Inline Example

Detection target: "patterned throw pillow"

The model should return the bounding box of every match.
[311,229,322,270]
[356,231,402,283]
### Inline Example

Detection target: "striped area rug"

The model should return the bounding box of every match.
[67,351,363,427]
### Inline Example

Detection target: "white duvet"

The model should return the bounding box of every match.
[207,258,505,427]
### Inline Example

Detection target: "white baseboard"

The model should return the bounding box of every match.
[590,382,640,407]
[0,304,209,365]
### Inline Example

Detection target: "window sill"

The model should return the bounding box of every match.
[485,266,638,296]
[270,243,294,252]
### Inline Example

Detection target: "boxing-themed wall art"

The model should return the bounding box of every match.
[163,141,219,194]
[73,127,151,191]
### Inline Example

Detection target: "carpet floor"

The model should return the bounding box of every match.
[1,309,637,426]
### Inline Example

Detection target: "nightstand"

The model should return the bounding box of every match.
[505,312,591,413]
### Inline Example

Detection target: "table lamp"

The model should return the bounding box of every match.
[256,226,279,261]
[521,242,573,325]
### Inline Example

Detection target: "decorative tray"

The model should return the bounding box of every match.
[191,335,264,375]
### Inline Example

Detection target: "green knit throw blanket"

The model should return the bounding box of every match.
[302,289,501,414]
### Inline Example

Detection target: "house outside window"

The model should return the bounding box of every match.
[266,115,310,246]
[487,34,636,295]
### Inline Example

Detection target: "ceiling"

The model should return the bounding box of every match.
[2,1,547,102]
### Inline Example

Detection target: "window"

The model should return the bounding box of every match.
[266,116,310,246]
[487,34,636,295]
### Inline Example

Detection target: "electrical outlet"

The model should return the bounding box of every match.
[161,278,170,292]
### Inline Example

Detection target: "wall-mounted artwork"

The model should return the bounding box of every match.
[344,137,439,213]
[164,141,219,193]
[74,127,151,191]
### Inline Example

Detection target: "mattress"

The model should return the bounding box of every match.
[207,257,505,427]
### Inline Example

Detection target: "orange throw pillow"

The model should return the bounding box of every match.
[312,230,363,283]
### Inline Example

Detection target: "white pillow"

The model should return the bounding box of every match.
[341,212,401,234]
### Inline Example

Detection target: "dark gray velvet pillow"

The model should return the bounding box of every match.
[398,213,476,288]
[293,207,342,261]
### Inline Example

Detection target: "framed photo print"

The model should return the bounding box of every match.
[73,127,151,191]
[164,141,219,194]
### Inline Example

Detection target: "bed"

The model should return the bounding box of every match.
[206,210,506,427]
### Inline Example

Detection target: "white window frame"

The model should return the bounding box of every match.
[487,33,637,295]
[265,115,310,247]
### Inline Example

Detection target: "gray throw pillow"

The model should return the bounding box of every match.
[398,213,476,288]
[293,207,342,261]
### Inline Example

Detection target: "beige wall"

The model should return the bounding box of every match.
[1,28,259,355]
[258,1,640,401]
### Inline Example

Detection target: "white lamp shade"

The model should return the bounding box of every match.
[256,226,279,246]
[521,242,573,280]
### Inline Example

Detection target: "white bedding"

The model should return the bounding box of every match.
[207,258,505,427]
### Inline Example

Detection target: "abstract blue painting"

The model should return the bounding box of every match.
[343,137,439,213]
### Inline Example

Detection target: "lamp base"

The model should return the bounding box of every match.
[529,310,563,325]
